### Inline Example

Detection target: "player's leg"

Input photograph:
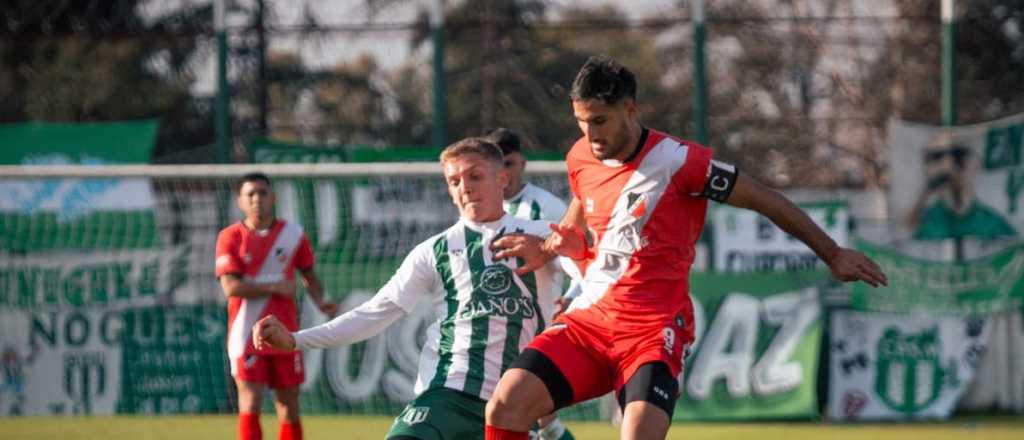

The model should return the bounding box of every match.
[616,362,678,440]
[235,377,265,440]
[269,353,305,440]
[387,387,484,440]
[486,323,612,440]
[234,354,270,440]
[486,366,555,434]
[536,413,575,440]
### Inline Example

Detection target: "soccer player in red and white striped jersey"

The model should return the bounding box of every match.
[484,55,887,440]
[216,172,336,440]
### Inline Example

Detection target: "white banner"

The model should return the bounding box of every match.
[0,309,123,416]
[711,202,849,272]
[887,113,1024,240]
[828,310,991,420]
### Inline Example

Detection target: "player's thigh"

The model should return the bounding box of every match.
[620,400,671,440]
[506,324,614,411]
[266,352,305,389]
[234,377,265,413]
[616,362,679,435]
[387,388,485,440]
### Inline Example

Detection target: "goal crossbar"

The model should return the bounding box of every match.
[0,161,568,178]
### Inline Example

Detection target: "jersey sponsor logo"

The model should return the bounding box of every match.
[401,406,430,425]
[701,160,739,202]
[458,296,536,321]
[480,265,513,295]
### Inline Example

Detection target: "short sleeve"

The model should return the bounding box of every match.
[380,241,439,312]
[214,229,244,277]
[673,143,714,195]
[675,144,739,203]
[293,235,315,271]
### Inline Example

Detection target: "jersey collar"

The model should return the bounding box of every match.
[461,213,509,233]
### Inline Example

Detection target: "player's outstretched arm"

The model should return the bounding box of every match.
[220,274,296,299]
[723,173,888,287]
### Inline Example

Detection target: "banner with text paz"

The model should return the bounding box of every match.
[675,270,829,420]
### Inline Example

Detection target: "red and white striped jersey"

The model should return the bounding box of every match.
[564,128,731,332]
[216,220,313,366]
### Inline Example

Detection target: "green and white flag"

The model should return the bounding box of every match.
[676,271,827,420]
[828,310,991,420]
[851,240,1024,315]
[0,120,161,251]
[888,113,1024,240]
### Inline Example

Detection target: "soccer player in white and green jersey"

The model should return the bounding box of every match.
[487,128,568,222]
[253,137,574,440]
[485,128,575,440]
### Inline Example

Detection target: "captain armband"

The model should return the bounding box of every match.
[699,160,739,203]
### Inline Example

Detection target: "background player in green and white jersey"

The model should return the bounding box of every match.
[485,127,575,440]
[487,128,568,222]
[253,137,575,440]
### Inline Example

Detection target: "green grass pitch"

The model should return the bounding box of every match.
[2,415,1022,440]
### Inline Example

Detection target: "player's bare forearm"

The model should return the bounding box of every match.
[724,174,838,261]
[300,268,338,316]
[724,174,887,287]
[219,274,294,299]
[561,197,586,229]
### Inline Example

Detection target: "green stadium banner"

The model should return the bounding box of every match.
[0,120,161,251]
[675,271,828,420]
[851,240,1024,315]
[828,310,991,420]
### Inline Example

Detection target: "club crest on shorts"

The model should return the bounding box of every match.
[401,406,430,425]
[479,265,513,295]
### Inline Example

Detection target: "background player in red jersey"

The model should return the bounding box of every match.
[216,172,337,440]
[483,55,888,440]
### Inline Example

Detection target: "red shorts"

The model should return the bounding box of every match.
[232,352,304,389]
[526,311,693,405]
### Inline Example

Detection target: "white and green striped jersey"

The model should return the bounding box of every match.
[294,214,563,401]
[504,182,567,222]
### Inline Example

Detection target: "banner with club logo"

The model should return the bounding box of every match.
[828,310,991,420]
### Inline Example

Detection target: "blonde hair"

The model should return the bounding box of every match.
[439,137,504,166]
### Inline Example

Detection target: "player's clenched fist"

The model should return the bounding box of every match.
[252,315,296,351]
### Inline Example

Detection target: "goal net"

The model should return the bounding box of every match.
[0,162,612,420]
